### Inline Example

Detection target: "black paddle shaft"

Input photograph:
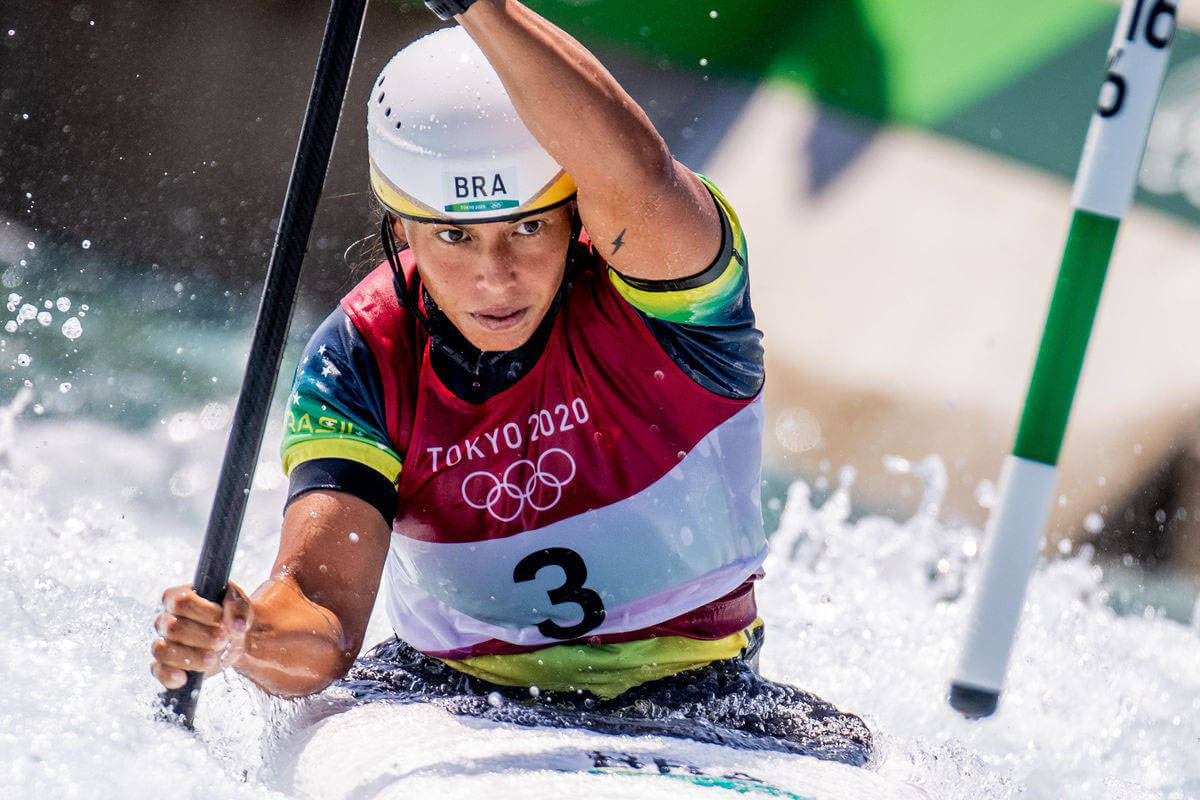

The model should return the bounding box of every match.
[159,0,368,729]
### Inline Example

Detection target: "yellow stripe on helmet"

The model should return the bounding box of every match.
[369,160,442,221]
[369,160,577,223]
[515,170,577,215]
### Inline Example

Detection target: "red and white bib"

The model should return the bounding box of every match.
[342,254,767,659]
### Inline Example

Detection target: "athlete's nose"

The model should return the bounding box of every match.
[475,240,519,293]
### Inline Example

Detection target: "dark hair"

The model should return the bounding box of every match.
[343,192,396,277]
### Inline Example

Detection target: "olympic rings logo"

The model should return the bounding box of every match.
[461,448,577,522]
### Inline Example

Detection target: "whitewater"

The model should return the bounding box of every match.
[1,382,1198,797]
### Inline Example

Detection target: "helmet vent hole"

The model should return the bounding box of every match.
[377,76,385,87]
[385,107,392,117]
[395,121,403,129]
[377,92,385,104]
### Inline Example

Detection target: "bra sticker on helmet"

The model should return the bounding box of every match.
[443,168,519,213]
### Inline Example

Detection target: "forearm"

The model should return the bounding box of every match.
[459,0,673,198]
[234,577,356,697]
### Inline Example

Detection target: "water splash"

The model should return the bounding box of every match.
[0,411,1196,797]
[61,316,83,340]
[0,387,33,467]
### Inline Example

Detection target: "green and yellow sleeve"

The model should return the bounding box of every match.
[281,308,402,520]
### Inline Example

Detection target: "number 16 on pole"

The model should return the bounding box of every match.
[948,0,1180,719]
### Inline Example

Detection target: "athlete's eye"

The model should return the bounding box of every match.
[514,220,543,236]
[436,228,468,244]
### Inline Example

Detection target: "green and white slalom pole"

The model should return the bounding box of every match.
[949,0,1180,719]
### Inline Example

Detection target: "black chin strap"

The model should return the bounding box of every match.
[379,212,584,381]
[380,215,430,330]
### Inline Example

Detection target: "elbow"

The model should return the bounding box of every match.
[239,656,349,699]
[606,142,680,204]
[639,139,678,192]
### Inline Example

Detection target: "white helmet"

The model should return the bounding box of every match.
[367,26,576,224]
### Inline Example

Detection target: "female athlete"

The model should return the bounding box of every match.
[151,0,870,765]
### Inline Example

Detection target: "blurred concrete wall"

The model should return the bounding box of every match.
[1,1,439,303]
[5,1,1200,581]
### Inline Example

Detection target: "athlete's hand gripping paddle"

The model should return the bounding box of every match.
[949,0,1180,719]
[157,0,368,729]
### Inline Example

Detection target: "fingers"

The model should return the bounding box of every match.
[151,660,188,690]
[155,613,227,649]
[161,585,222,626]
[221,580,253,636]
[152,582,251,690]
[151,636,220,675]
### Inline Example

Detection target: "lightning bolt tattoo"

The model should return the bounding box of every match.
[611,228,627,255]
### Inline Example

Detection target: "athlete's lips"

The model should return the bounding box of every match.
[470,307,529,331]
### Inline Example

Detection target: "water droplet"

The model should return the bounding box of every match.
[3,321,15,334]
[61,316,83,339]
[487,691,503,707]
[36,311,52,326]
[709,9,718,18]
[318,564,328,573]
[528,685,540,697]
[81,239,91,249]
[680,526,694,546]
[699,58,709,67]
[199,402,230,430]
[1083,512,1104,534]
[974,479,997,509]
[18,303,37,322]
[775,407,821,453]
[1057,538,1073,555]
[16,353,31,366]
[59,382,72,393]
[32,403,43,415]
[56,297,71,312]
[25,241,35,250]
[348,532,360,543]
[167,412,199,443]
[653,369,665,381]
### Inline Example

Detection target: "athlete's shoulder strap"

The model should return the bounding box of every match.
[340,258,421,450]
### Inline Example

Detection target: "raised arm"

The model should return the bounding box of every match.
[456,0,722,281]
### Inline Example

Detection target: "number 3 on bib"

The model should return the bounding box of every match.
[513,547,606,639]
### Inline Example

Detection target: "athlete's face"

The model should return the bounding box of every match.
[394,205,574,352]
